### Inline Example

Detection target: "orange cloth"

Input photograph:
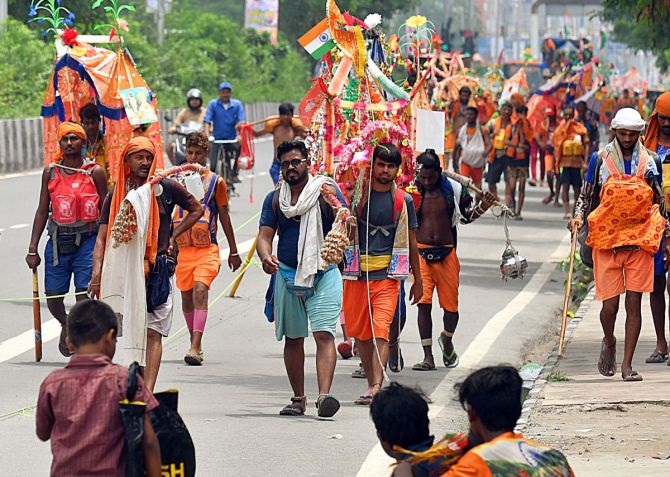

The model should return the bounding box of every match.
[504,118,534,159]
[459,162,483,188]
[54,122,87,162]
[489,117,509,163]
[343,279,400,341]
[510,92,525,107]
[593,248,654,301]
[552,119,587,167]
[175,244,221,291]
[418,245,459,312]
[587,151,665,254]
[643,92,670,152]
[106,137,160,269]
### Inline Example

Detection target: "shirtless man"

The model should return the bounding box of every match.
[412,150,495,370]
[253,103,306,184]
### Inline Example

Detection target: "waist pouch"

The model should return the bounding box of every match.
[419,246,453,263]
[146,254,175,313]
[278,263,328,299]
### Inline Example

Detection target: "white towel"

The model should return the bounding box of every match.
[457,123,487,168]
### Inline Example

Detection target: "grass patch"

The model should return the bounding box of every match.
[546,371,570,382]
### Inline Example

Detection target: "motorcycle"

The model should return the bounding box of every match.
[169,120,204,165]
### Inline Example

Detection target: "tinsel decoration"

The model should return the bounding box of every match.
[321,208,351,267]
[110,200,138,247]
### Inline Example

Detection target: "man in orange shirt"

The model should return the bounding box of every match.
[504,105,534,219]
[485,103,514,200]
[553,104,588,219]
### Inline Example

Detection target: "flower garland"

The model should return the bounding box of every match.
[333,120,412,169]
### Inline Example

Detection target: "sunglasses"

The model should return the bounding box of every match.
[280,159,307,170]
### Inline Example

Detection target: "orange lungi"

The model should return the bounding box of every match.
[418,244,459,312]
[593,248,654,301]
[460,163,483,188]
[175,244,221,291]
[343,279,400,341]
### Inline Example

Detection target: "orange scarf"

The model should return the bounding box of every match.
[644,92,670,151]
[106,137,160,268]
[552,119,587,164]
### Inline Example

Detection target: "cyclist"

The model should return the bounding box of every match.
[204,82,245,182]
[168,89,206,165]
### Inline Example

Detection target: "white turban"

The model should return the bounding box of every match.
[611,107,646,131]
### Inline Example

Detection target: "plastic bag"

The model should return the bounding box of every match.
[119,362,147,477]
[151,390,196,477]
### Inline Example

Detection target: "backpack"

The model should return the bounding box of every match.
[48,162,100,225]
[173,174,218,248]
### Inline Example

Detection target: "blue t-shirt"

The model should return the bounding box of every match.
[259,187,348,269]
[204,99,246,140]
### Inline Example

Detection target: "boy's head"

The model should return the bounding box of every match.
[370,383,431,458]
[279,103,294,126]
[458,366,522,442]
[66,300,118,358]
[185,131,210,166]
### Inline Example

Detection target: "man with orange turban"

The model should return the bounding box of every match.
[642,92,670,365]
[26,121,108,356]
[88,136,202,391]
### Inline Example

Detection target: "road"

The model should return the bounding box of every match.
[0,140,571,476]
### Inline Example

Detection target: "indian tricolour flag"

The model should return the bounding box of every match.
[298,19,335,60]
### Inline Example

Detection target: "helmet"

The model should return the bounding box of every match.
[186,89,202,109]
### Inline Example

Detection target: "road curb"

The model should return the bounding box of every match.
[515,286,596,432]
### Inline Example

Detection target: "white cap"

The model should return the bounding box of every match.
[611,107,645,131]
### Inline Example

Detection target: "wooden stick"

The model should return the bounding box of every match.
[246,115,301,128]
[32,270,43,362]
[443,170,515,216]
[228,235,259,297]
[558,228,579,357]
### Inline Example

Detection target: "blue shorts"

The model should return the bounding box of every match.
[560,167,583,188]
[274,265,342,340]
[44,233,97,294]
[486,155,509,185]
[654,238,666,276]
[269,161,280,185]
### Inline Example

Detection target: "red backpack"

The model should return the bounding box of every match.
[48,163,100,225]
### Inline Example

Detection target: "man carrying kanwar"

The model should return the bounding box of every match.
[174,132,242,366]
[485,102,514,201]
[411,150,495,371]
[79,103,111,183]
[253,103,307,185]
[257,139,347,418]
[554,104,589,219]
[342,143,422,405]
[445,87,474,168]
[453,106,492,190]
[504,104,534,219]
[88,137,203,391]
[26,122,108,356]
[642,92,670,364]
[570,108,670,382]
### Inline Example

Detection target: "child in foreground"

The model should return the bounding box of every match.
[36,299,162,476]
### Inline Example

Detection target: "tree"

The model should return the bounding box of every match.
[602,0,670,71]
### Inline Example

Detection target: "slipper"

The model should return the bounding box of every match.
[354,394,373,406]
[351,365,367,379]
[412,361,436,371]
[389,345,404,373]
[316,394,340,418]
[622,370,643,382]
[597,338,616,377]
[279,396,306,416]
[645,350,668,363]
[337,341,353,360]
[58,326,72,357]
[439,333,459,368]
[184,352,203,366]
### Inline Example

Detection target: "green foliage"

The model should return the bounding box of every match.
[602,0,670,71]
[546,371,570,382]
[0,19,54,118]
[559,250,593,306]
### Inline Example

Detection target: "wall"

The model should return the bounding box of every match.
[0,102,286,174]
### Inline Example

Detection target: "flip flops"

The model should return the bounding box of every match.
[645,350,668,364]
[597,338,616,377]
[316,394,340,418]
[58,326,72,357]
[351,365,366,379]
[622,370,643,382]
[439,333,459,368]
[388,345,404,373]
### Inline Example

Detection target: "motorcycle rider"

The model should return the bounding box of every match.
[168,89,206,165]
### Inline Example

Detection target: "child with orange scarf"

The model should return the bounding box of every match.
[553,104,588,219]
[88,136,202,391]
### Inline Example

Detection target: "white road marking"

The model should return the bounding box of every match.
[355,232,572,476]
[219,237,256,261]
[0,169,43,181]
[0,319,61,363]
[9,224,29,230]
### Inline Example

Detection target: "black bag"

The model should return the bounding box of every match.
[146,254,175,313]
[419,246,454,263]
[120,363,196,477]
[151,390,196,477]
[118,362,148,477]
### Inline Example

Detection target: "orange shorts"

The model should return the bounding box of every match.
[593,248,654,301]
[544,152,555,174]
[175,244,221,291]
[343,279,400,341]
[418,245,459,312]
[459,163,484,188]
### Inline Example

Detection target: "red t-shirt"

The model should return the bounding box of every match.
[36,354,158,477]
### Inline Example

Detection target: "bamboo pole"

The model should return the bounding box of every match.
[228,235,259,297]
[558,228,579,357]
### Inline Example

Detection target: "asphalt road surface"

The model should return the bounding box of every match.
[0,140,571,476]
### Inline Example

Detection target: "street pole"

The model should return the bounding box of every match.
[157,0,165,47]
[0,0,8,33]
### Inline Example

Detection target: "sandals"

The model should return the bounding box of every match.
[439,333,459,368]
[279,396,306,416]
[388,343,404,373]
[354,384,381,406]
[58,326,72,358]
[316,394,340,418]
[597,338,616,377]
[622,370,643,382]
[184,351,203,366]
[645,350,668,364]
[412,360,436,371]
[351,364,367,379]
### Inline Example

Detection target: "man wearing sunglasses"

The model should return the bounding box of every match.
[257,140,348,418]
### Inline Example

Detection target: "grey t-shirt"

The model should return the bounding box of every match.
[357,190,418,280]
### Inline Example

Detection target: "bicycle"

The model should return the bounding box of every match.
[211,138,240,197]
